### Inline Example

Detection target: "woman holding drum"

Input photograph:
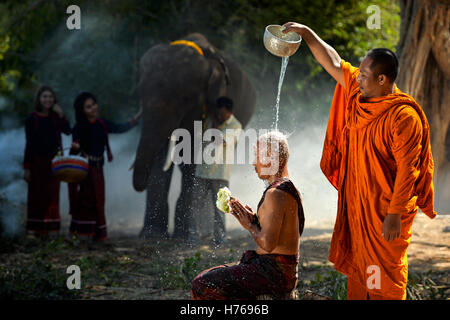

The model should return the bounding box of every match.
[68,92,142,241]
[23,85,72,235]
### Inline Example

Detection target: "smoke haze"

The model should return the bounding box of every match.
[1,9,447,238]
[0,114,338,237]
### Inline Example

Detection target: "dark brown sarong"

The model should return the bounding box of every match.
[191,178,304,300]
[191,250,299,300]
[26,155,60,233]
[69,165,107,240]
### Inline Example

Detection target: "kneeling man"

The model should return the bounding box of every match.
[191,131,305,300]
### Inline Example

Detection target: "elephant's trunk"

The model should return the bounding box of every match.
[132,133,157,192]
[132,101,179,192]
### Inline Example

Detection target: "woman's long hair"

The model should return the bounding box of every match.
[73,92,97,153]
[33,85,58,113]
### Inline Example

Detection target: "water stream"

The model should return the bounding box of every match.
[274,56,289,131]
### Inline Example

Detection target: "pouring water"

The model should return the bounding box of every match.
[263,25,302,131]
[274,56,289,131]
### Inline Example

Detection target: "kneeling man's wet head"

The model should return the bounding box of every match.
[253,131,289,180]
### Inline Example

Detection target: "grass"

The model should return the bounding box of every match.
[297,264,449,300]
[156,248,238,289]
[298,265,347,300]
[0,237,80,299]
[0,235,448,300]
[157,251,204,289]
[407,271,449,300]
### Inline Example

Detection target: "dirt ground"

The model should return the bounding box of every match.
[1,214,449,300]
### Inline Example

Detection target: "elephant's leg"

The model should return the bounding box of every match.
[210,179,228,245]
[140,148,173,239]
[187,175,208,243]
[172,163,196,239]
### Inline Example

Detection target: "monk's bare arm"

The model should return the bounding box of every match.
[247,189,287,252]
[282,22,345,88]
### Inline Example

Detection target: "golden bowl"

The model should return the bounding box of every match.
[263,25,302,57]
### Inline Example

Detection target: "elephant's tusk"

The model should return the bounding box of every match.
[162,134,177,172]
[129,161,135,171]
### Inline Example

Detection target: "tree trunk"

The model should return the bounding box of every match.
[396,0,450,212]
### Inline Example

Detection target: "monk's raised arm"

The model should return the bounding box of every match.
[249,189,287,253]
[282,22,345,88]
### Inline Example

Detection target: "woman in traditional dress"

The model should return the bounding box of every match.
[23,85,71,235]
[69,92,142,241]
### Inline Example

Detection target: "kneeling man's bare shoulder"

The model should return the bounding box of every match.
[261,188,291,216]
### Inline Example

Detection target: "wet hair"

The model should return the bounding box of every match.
[73,92,97,152]
[33,85,58,112]
[366,48,399,83]
[257,131,290,174]
[216,96,233,111]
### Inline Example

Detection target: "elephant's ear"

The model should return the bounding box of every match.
[206,49,231,85]
[206,60,224,104]
[206,58,228,108]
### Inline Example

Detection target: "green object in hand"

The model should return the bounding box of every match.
[216,187,232,213]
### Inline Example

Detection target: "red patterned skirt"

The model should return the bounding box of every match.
[26,155,61,233]
[68,166,107,240]
[191,250,299,300]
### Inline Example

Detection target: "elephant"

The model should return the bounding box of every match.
[133,33,257,240]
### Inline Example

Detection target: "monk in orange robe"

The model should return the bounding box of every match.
[282,22,437,300]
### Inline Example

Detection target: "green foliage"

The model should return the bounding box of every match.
[0,0,71,117]
[300,267,448,300]
[322,0,400,59]
[0,237,80,300]
[312,270,347,300]
[221,0,400,128]
[74,253,123,288]
[0,258,79,300]
[158,251,205,289]
[304,267,347,300]
[407,271,448,300]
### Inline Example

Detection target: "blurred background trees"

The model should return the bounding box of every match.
[0,0,400,127]
[1,0,448,210]
[396,0,449,209]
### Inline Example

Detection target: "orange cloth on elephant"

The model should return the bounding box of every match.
[320,60,437,299]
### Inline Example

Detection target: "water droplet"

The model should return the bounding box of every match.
[274,56,289,131]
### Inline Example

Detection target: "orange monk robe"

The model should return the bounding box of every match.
[320,60,437,300]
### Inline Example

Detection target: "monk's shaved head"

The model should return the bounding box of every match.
[256,131,290,175]
[366,48,399,83]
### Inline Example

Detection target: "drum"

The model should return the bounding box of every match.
[52,155,89,183]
